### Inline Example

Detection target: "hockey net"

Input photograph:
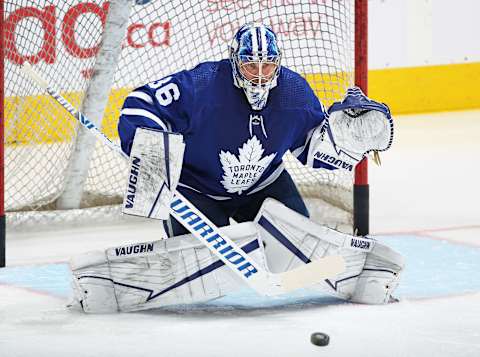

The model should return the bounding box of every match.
[3,0,360,231]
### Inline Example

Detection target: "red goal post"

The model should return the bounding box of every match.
[1,0,4,267]
[1,0,369,266]
[354,0,369,236]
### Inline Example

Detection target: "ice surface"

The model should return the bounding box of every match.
[1,111,480,357]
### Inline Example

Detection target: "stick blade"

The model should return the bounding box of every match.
[20,63,49,90]
[279,255,345,293]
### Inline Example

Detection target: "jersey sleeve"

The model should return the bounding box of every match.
[290,88,337,170]
[118,70,194,155]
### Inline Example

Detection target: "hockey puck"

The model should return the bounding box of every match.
[310,332,330,346]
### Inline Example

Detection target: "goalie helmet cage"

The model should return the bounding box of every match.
[0,0,369,265]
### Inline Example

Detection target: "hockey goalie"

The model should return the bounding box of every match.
[69,23,404,313]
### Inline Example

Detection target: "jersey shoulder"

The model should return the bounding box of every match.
[185,59,230,91]
[155,60,227,99]
[273,66,320,110]
[183,59,237,109]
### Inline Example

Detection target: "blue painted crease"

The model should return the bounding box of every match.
[1,235,480,306]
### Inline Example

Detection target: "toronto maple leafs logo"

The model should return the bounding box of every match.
[219,136,276,194]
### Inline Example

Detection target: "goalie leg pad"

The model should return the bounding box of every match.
[70,251,119,313]
[70,222,267,313]
[349,241,404,304]
[254,198,404,304]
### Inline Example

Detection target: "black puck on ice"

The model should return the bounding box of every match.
[310,332,330,346]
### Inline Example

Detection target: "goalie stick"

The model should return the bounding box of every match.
[20,63,345,296]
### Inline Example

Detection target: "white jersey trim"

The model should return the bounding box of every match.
[291,126,317,159]
[127,91,154,105]
[177,160,289,200]
[177,183,232,201]
[121,108,168,131]
[247,162,285,195]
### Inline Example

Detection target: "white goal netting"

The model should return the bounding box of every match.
[4,0,357,230]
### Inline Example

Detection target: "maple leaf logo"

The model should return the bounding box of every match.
[219,136,276,194]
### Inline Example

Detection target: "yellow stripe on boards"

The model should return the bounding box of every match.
[304,72,353,108]
[5,62,479,145]
[5,92,81,144]
[369,62,480,114]
[5,88,130,145]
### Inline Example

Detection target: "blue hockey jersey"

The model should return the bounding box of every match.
[118,59,330,200]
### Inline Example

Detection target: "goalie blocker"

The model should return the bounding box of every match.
[70,199,404,313]
[123,128,185,220]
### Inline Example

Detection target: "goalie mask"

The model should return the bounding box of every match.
[230,23,281,111]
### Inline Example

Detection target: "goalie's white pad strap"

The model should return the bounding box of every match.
[254,198,404,304]
[122,128,184,220]
[69,222,266,313]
